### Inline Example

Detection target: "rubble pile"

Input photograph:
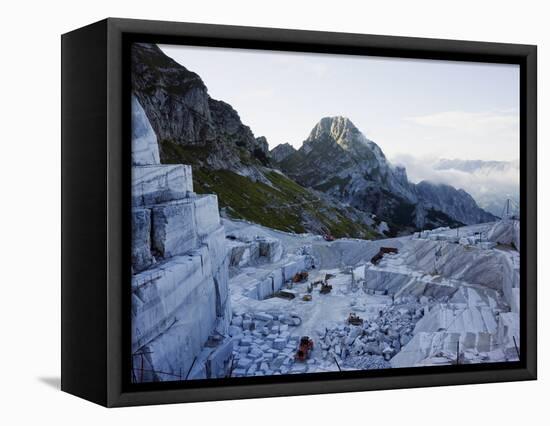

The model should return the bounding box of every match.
[316,299,425,366]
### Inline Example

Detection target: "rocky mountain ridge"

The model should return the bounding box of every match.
[274,117,497,233]
[131,43,270,183]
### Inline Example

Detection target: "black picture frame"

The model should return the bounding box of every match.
[61,17,537,407]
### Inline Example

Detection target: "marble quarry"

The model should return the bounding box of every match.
[130,94,521,380]
[223,219,520,377]
[366,224,521,368]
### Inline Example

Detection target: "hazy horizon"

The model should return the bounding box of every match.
[159,44,520,163]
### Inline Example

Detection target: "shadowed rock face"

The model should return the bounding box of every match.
[131,43,269,175]
[416,181,497,225]
[275,116,496,232]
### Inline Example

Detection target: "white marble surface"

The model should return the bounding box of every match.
[152,199,197,258]
[131,95,160,166]
[132,164,193,206]
[193,194,221,235]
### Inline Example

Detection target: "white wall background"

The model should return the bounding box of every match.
[0,0,546,424]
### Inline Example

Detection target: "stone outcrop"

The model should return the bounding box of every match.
[131,96,232,382]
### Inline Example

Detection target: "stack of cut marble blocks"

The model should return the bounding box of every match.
[131,160,233,380]
[229,312,315,377]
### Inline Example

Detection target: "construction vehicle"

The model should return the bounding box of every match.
[347,312,364,326]
[319,282,332,294]
[317,272,334,294]
[370,247,399,265]
[295,336,314,361]
[292,271,309,283]
[272,290,296,300]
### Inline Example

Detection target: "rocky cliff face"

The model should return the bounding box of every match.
[131,43,269,181]
[131,96,233,382]
[275,116,496,233]
[415,181,496,226]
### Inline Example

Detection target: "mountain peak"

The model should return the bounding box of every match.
[308,116,359,143]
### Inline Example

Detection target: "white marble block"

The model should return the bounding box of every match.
[200,225,227,273]
[193,194,221,235]
[132,164,193,207]
[258,237,283,263]
[152,200,197,258]
[488,219,520,250]
[270,268,284,293]
[131,208,154,273]
[131,95,160,166]
[132,247,214,350]
[207,337,234,378]
[282,256,306,282]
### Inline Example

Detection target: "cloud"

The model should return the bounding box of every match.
[391,153,519,216]
[401,110,519,161]
[406,110,518,133]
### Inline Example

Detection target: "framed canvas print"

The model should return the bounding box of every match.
[61,18,537,407]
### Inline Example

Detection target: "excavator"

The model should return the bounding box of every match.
[370,247,398,265]
[317,272,334,294]
[347,312,364,326]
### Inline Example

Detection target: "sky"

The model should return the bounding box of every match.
[159,44,520,163]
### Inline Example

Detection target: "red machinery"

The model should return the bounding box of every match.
[370,247,399,265]
[295,336,314,361]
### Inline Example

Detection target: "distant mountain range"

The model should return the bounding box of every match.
[423,158,519,217]
[132,42,497,238]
